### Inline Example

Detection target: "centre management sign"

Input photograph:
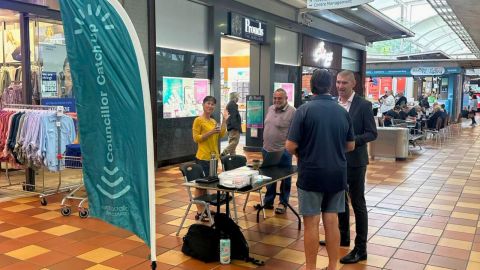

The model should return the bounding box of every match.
[307,0,373,10]
[229,12,266,43]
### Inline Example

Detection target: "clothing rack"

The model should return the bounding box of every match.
[0,104,78,205]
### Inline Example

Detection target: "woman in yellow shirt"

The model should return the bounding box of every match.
[192,96,229,220]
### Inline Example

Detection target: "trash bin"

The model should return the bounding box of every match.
[369,127,409,160]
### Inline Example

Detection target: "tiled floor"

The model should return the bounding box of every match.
[1,123,480,269]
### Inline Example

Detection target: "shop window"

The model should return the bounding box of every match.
[156,47,212,119]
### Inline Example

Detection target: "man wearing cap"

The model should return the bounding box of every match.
[286,69,355,270]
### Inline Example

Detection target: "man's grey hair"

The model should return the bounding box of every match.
[229,92,239,102]
[274,88,287,96]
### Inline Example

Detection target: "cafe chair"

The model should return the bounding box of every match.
[424,117,444,147]
[176,163,229,236]
[451,113,463,135]
[221,155,266,219]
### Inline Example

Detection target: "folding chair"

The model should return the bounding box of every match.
[176,163,229,236]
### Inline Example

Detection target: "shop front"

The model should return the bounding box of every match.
[152,0,372,165]
[0,1,78,112]
[300,35,365,103]
[365,66,462,117]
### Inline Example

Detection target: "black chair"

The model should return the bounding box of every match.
[176,163,228,236]
[221,155,266,219]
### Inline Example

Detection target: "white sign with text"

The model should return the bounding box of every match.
[307,0,373,10]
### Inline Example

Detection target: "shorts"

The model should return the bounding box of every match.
[298,188,345,216]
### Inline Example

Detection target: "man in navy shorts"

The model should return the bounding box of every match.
[286,69,355,270]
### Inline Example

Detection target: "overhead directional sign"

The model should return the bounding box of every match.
[307,0,373,10]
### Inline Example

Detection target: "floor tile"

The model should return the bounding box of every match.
[434,246,471,260]
[369,235,403,248]
[156,250,190,266]
[76,248,123,264]
[437,238,473,251]
[5,244,50,260]
[384,258,425,270]
[259,234,296,247]
[393,248,430,264]
[42,224,81,236]
[359,254,389,268]
[445,224,477,234]
[273,248,305,264]
[412,226,444,237]
[0,227,38,239]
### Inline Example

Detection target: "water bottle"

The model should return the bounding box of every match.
[209,152,217,177]
[219,234,231,264]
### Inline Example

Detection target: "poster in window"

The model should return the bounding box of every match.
[162,76,210,118]
[4,29,21,62]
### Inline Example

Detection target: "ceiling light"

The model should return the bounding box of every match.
[350,6,359,11]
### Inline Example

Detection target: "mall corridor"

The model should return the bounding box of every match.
[0,124,478,269]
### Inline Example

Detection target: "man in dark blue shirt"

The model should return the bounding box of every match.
[286,69,355,270]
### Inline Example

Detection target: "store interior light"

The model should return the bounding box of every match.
[350,6,359,11]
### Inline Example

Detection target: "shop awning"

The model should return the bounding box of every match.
[278,0,414,42]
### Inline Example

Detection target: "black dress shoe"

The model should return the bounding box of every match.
[340,248,367,264]
[319,239,350,247]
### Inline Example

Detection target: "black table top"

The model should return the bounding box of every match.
[184,165,298,194]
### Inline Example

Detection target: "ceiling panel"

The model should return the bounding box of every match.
[446,0,480,52]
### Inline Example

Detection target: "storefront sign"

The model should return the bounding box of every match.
[307,0,373,10]
[41,98,76,112]
[366,69,410,76]
[466,69,480,76]
[410,67,445,76]
[59,0,156,262]
[246,95,264,128]
[229,13,266,43]
[302,35,342,69]
[41,72,57,97]
[445,67,461,74]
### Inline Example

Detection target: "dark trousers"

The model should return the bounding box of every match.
[262,149,292,206]
[338,166,368,252]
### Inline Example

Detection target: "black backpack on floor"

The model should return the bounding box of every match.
[181,224,219,262]
[213,213,264,266]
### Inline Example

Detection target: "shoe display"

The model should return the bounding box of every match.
[340,248,367,264]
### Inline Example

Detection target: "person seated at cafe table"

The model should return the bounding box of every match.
[383,106,401,127]
[426,105,445,129]
[399,105,409,120]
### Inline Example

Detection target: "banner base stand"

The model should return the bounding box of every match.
[151,261,156,269]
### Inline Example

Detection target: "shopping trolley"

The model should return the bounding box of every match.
[59,155,89,218]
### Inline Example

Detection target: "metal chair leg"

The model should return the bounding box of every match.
[258,189,266,219]
[242,192,250,211]
[231,192,239,223]
[176,202,193,236]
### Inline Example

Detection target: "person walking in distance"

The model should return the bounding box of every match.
[286,69,355,270]
[222,92,242,155]
[258,88,295,214]
[319,70,378,264]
